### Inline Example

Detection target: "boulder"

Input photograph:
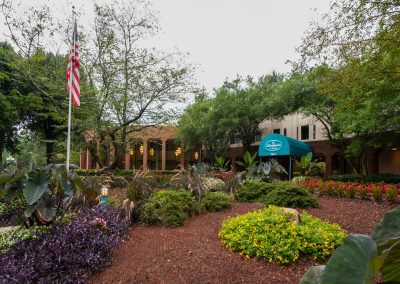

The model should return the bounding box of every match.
[120,199,135,223]
[281,207,300,224]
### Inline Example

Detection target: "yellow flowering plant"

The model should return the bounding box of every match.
[218,206,346,264]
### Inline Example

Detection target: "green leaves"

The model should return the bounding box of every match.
[23,171,50,205]
[300,265,325,284]
[372,207,400,245]
[321,234,378,284]
[301,206,400,283]
[36,194,58,222]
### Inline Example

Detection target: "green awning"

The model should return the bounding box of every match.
[258,133,312,157]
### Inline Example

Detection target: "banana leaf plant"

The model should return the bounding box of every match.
[300,206,400,284]
[215,156,230,171]
[0,164,86,226]
[236,151,258,170]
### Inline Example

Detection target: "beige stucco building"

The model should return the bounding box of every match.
[80,114,400,175]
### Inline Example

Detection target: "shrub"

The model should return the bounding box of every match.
[140,190,198,227]
[358,186,368,200]
[329,173,400,184]
[199,192,233,212]
[386,186,397,203]
[203,177,225,192]
[345,183,356,199]
[0,207,129,283]
[336,183,346,198]
[256,183,318,208]
[235,179,274,201]
[371,185,383,202]
[0,226,51,253]
[219,206,345,264]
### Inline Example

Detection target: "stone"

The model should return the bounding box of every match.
[120,199,135,223]
[281,208,300,224]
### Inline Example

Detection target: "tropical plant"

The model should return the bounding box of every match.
[236,151,258,171]
[247,159,288,181]
[214,156,230,171]
[294,152,322,176]
[0,164,85,225]
[300,206,400,283]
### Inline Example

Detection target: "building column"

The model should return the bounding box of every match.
[86,149,92,169]
[161,139,167,170]
[179,143,185,167]
[325,153,334,176]
[143,139,148,170]
[80,149,86,169]
[125,143,131,170]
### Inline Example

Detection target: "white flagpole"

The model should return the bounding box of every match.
[66,8,75,172]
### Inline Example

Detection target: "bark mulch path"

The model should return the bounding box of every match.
[91,197,397,284]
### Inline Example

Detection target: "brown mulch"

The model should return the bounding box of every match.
[90,197,397,284]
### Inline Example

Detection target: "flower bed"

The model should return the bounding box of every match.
[218,206,346,264]
[299,180,400,203]
[0,207,129,283]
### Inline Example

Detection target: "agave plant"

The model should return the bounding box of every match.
[301,206,400,283]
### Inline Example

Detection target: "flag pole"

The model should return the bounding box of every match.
[66,6,76,172]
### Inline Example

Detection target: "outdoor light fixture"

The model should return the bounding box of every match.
[130,149,134,155]
[150,148,155,157]
[194,151,199,160]
[175,147,181,157]
[100,187,109,208]
[139,145,144,155]
[392,148,398,151]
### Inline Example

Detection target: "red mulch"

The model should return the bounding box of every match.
[90,197,396,284]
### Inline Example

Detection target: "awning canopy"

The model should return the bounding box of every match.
[258,133,312,157]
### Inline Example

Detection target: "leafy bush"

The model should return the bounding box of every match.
[257,184,318,208]
[235,179,274,201]
[219,206,345,264]
[301,207,400,283]
[140,190,198,227]
[203,177,225,192]
[199,192,233,212]
[0,207,129,283]
[0,226,51,253]
[371,185,383,202]
[386,186,397,203]
[329,173,400,184]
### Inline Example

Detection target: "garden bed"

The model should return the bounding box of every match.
[91,197,396,283]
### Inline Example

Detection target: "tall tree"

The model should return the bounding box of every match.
[80,0,194,169]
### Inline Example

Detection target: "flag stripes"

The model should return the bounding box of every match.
[66,21,80,107]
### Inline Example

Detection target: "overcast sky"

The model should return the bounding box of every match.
[3,0,331,91]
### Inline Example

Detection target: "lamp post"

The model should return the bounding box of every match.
[100,187,109,208]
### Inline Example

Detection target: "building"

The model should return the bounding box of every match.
[79,114,400,175]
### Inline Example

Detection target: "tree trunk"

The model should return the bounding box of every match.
[0,130,4,168]
[45,142,54,164]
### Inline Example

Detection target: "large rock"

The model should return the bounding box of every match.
[281,208,300,224]
[120,199,135,223]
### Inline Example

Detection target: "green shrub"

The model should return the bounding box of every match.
[256,183,318,208]
[371,185,383,202]
[336,184,347,198]
[0,226,51,253]
[386,186,397,203]
[235,180,275,201]
[346,184,356,199]
[203,178,225,192]
[219,206,345,264]
[329,173,400,184]
[199,192,233,212]
[359,187,368,200]
[140,190,198,227]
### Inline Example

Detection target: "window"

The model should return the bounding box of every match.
[301,125,309,140]
[296,127,299,140]
[254,131,262,142]
[273,128,280,134]
[283,128,287,136]
[230,135,242,144]
[313,125,316,140]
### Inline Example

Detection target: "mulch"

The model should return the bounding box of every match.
[90,197,397,284]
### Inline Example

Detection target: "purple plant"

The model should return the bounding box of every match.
[0,207,129,283]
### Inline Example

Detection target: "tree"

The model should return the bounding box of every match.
[80,0,194,169]
[0,42,20,168]
[212,73,286,153]
[177,93,229,162]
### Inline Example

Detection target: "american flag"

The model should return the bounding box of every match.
[66,20,80,107]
